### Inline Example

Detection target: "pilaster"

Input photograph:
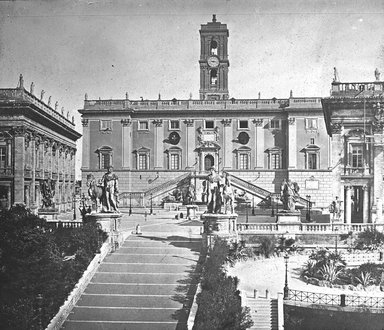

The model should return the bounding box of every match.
[153,119,163,169]
[184,119,195,169]
[221,119,232,169]
[287,117,296,168]
[253,119,264,168]
[81,118,90,169]
[345,184,352,225]
[121,118,132,169]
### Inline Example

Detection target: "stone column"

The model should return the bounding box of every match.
[287,117,297,168]
[373,140,383,220]
[184,119,195,169]
[153,120,163,169]
[253,119,264,168]
[345,184,352,225]
[30,137,36,209]
[121,118,132,169]
[363,185,369,224]
[81,119,90,169]
[221,119,232,169]
[13,127,25,205]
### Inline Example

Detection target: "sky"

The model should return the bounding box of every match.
[1,0,384,178]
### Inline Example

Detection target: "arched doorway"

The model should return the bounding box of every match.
[204,155,214,171]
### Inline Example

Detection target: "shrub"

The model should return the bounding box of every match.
[0,206,106,330]
[355,271,373,288]
[259,236,276,258]
[194,237,253,330]
[354,228,384,250]
[319,262,343,284]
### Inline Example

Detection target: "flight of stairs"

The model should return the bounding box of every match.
[244,295,279,330]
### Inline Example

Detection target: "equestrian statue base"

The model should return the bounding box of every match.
[201,213,238,235]
[38,208,59,221]
[276,211,301,232]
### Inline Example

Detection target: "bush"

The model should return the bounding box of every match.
[0,206,106,329]
[354,228,384,250]
[259,236,276,258]
[194,238,253,330]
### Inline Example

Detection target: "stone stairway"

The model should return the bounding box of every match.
[62,234,202,330]
[244,295,279,330]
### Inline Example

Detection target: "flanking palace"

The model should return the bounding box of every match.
[78,15,384,225]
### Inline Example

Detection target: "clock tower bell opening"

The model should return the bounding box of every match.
[199,15,229,100]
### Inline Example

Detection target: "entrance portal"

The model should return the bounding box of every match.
[204,155,214,171]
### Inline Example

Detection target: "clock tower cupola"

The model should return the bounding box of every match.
[199,15,229,100]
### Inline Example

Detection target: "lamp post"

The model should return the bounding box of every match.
[271,194,275,217]
[284,253,289,300]
[129,193,132,216]
[306,195,311,222]
[276,194,279,221]
[245,201,249,223]
[335,227,339,254]
[150,193,153,215]
[252,196,255,216]
[72,193,76,220]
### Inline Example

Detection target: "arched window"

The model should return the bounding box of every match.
[96,146,113,170]
[210,40,218,55]
[204,155,214,171]
[210,69,217,85]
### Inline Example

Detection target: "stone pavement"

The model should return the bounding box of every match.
[62,210,204,330]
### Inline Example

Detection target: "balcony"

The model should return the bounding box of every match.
[342,166,372,178]
[35,170,42,179]
[52,172,58,180]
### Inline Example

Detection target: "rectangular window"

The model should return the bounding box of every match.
[170,120,180,130]
[138,121,149,130]
[205,120,214,129]
[0,147,5,168]
[271,153,280,169]
[305,118,318,129]
[100,120,112,131]
[239,120,249,129]
[239,154,249,170]
[270,120,280,129]
[138,154,147,170]
[351,145,363,168]
[170,154,180,170]
[101,154,111,169]
[308,153,317,170]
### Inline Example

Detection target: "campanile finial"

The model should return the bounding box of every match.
[212,14,216,22]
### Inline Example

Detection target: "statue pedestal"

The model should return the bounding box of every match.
[201,213,238,235]
[276,211,301,232]
[38,208,59,220]
[164,202,182,211]
[186,205,198,220]
[85,213,123,248]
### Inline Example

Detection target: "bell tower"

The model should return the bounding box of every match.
[199,15,229,100]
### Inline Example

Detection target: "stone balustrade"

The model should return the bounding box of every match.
[237,222,384,234]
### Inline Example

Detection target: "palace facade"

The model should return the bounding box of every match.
[0,76,81,213]
[79,15,384,224]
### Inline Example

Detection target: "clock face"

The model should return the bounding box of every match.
[207,56,219,68]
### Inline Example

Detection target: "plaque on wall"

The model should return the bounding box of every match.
[203,131,216,142]
[305,179,319,190]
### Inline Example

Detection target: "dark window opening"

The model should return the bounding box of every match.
[205,120,214,129]
[210,40,218,55]
[210,69,217,85]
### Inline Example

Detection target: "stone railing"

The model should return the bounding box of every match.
[84,97,323,111]
[341,251,383,266]
[237,222,384,234]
